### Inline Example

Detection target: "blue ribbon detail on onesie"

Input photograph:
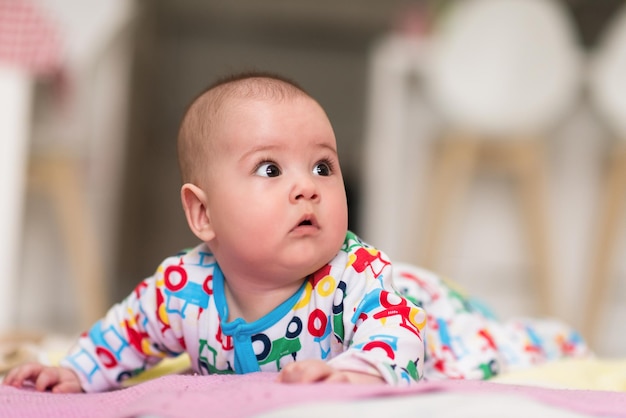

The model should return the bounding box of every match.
[212,265,307,373]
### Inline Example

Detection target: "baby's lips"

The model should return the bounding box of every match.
[296,213,318,228]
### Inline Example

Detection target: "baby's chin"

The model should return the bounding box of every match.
[235,230,346,280]
[292,248,343,279]
[283,258,332,280]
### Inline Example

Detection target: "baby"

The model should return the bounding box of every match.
[3,72,587,393]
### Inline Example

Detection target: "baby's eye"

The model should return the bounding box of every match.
[255,162,281,177]
[313,161,332,176]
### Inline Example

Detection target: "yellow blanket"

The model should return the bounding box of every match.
[492,357,626,391]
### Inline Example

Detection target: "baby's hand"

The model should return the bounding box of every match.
[277,359,385,384]
[3,363,83,393]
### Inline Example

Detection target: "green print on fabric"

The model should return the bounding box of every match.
[257,335,302,368]
[332,280,347,343]
[332,313,344,343]
[340,230,363,253]
[404,359,419,381]
[198,339,234,375]
[478,359,499,379]
[446,287,476,314]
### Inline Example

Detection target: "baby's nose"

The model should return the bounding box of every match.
[291,176,319,202]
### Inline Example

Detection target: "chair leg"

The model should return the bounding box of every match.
[583,146,626,347]
[419,136,481,271]
[510,140,553,316]
[28,156,107,329]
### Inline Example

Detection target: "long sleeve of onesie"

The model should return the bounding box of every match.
[59,261,190,391]
[323,234,427,384]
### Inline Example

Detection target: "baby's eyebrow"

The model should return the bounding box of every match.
[239,144,279,162]
[316,143,339,155]
[239,142,338,162]
[306,142,339,160]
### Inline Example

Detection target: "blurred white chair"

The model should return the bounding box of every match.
[420,0,583,314]
[0,0,65,333]
[584,5,626,345]
[360,31,436,263]
[24,0,136,330]
[0,0,137,333]
[0,67,34,333]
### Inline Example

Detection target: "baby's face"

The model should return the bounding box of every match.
[201,95,348,282]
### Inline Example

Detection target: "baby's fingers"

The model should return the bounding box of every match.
[34,367,64,391]
[278,360,332,383]
[51,379,83,394]
[3,363,45,388]
[321,372,351,384]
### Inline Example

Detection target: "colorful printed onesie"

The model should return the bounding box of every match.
[61,232,426,391]
[60,231,587,392]
[391,264,587,379]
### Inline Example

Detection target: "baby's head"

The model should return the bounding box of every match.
[177,72,348,282]
[178,73,306,185]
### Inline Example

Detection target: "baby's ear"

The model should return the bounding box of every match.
[181,183,215,242]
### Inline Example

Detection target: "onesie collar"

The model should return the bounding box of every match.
[212,265,307,337]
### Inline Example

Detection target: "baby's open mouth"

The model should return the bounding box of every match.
[294,215,317,231]
[291,215,318,235]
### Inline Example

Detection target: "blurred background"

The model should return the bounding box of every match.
[1,0,625,357]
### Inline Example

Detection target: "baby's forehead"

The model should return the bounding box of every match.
[190,79,326,144]
[207,93,322,134]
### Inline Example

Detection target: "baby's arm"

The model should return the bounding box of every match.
[3,363,83,393]
[277,359,384,384]
[325,246,426,385]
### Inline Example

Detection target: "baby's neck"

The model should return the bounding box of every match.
[223,276,305,323]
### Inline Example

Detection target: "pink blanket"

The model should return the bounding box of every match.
[1,373,625,417]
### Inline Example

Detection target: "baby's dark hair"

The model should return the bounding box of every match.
[177,71,312,184]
